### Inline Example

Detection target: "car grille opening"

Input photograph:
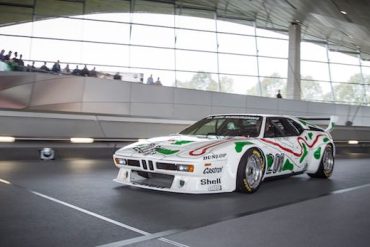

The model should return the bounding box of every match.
[127,159,140,167]
[156,162,177,171]
[131,171,174,189]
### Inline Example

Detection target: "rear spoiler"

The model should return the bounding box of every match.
[297,116,337,132]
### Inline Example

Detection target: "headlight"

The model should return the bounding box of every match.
[114,157,127,167]
[177,164,194,173]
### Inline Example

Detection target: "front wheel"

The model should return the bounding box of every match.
[308,145,334,178]
[236,149,265,193]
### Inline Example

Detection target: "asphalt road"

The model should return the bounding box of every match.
[1,157,370,247]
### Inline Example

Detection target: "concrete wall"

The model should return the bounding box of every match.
[1,71,370,127]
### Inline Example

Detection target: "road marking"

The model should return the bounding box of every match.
[0,179,11,185]
[29,190,149,235]
[158,238,191,247]
[96,230,180,247]
[331,183,370,194]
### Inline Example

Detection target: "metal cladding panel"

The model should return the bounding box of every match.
[30,76,85,106]
[174,88,212,105]
[83,78,131,103]
[131,83,174,104]
[211,92,247,108]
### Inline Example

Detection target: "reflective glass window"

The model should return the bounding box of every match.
[333,82,367,104]
[218,34,257,55]
[219,75,259,96]
[131,25,174,48]
[329,50,360,65]
[259,76,287,98]
[301,42,328,62]
[176,71,219,91]
[256,28,288,39]
[0,35,31,61]
[30,38,82,64]
[176,50,218,73]
[130,46,174,70]
[33,17,83,40]
[176,29,217,52]
[330,64,362,83]
[257,37,288,58]
[83,19,130,44]
[301,61,330,81]
[218,54,258,75]
[301,80,333,102]
[217,19,255,35]
[258,57,287,78]
[81,43,130,67]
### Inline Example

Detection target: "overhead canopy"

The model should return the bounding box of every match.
[0,0,369,58]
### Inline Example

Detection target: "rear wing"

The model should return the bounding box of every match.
[297,116,337,133]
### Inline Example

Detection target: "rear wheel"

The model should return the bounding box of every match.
[308,145,334,178]
[236,149,265,193]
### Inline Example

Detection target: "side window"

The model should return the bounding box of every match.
[264,118,287,138]
[286,119,304,136]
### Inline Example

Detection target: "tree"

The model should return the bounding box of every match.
[333,73,369,104]
[176,71,218,91]
[246,73,286,97]
[176,71,233,92]
[301,76,325,101]
[219,76,233,93]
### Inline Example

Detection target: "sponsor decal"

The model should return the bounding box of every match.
[200,178,221,185]
[133,143,179,156]
[133,143,157,155]
[266,153,285,174]
[208,184,222,191]
[212,115,260,120]
[203,167,223,174]
[203,153,227,160]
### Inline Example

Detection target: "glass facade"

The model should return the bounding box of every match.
[0,2,369,105]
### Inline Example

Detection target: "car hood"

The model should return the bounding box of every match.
[115,135,248,160]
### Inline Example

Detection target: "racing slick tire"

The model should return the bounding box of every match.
[236,148,265,193]
[308,144,334,178]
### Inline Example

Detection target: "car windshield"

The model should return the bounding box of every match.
[180,115,263,137]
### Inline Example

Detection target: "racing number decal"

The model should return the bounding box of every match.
[266,153,285,174]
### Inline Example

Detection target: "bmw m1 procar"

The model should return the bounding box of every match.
[113,114,336,193]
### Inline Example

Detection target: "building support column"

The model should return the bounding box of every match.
[287,22,301,100]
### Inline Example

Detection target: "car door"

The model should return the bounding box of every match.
[262,117,303,176]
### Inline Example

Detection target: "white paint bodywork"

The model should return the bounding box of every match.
[113,115,335,194]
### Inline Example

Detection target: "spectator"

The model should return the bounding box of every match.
[18,54,24,67]
[52,60,61,73]
[276,90,282,99]
[40,62,50,72]
[155,77,162,86]
[72,65,81,76]
[146,74,154,85]
[113,72,122,80]
[4,51,12,61]
[89,67,97,77]
[80,65,89,77]
[0,49,5,61]
[63,64,71,74]
[27,61,36,72]
[12,52,19,63]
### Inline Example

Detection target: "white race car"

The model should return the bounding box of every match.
[113,114,335,193]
